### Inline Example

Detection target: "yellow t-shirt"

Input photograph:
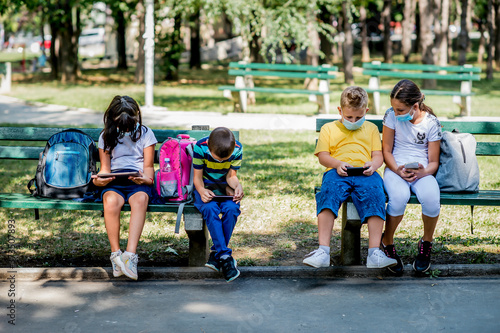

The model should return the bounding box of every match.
[314,120,382,173]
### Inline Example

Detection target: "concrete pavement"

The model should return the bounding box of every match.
[1,276,499,332]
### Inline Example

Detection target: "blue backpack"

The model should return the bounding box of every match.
[28,129,97,199]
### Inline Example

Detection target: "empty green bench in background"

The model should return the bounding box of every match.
[219,62,338,113]
[0,126,239,267]
[315,118,500,265]
[363,61,481,116]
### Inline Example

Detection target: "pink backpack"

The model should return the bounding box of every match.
[155,134,196,233]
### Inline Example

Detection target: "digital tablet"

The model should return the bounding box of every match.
[346,167,368,176]
[212,195,234,201]
[98,171,140,178]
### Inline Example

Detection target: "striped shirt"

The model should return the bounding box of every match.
[193,136,243,195]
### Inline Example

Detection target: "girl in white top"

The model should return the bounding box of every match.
[92,96,157,280]
[382,79,442,275]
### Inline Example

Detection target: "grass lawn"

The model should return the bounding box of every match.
[4,60,500,118]
[0,128,498,270]
[1,59,499,271]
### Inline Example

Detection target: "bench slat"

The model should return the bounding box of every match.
[362,62,482,73]
[0,193,198,213]
[316,119,500,134]
[0,146,42,159]
[228,62,338,72]
[0,127,219,142]
[228,69,337,80]
[363,69,480,81]
[364,88,475,96]
[218,85,328,95]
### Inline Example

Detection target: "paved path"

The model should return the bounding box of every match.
[2,276,499,332]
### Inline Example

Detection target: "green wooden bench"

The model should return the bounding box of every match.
[0,62,11,93]
[315,118,500,265]
[0,126,239,267]
[218,62,338,114]
[363,61,481,116]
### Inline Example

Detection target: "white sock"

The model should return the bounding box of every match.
[368,248,377,256]
[319,245,330,254]
[112,249,122,255]
[124,251,135,257]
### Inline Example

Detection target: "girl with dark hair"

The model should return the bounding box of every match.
[381,80,442,275]
[92,95,157,280]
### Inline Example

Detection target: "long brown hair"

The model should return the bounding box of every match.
[102,95,146,153]
[390,79,436,117]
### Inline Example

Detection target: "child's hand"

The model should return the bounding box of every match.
[336,162,351,177]
[232,184,244,203]
[405,163,425,181]
[92,174,115,187]
[201,189,215,203]
[363,162,376,176]
[129,171,153,186]
[398,165,417,182]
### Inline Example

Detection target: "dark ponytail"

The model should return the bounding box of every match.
[390,79,436,117]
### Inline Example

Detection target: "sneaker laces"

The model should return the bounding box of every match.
[383,245,397,258]
[418,240,432,259]
[305,249,325,258]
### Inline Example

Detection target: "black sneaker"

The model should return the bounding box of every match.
[205,251,220,272]
[219,256,240,282]
[382,244,404,275]
[413,239,432,273]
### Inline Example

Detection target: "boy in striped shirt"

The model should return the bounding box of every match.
[193,127,244,282]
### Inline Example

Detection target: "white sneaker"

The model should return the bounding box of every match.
[110,250,123,277]
[367,249,398,269]
[303,248,330,268]
[118,252,139,280]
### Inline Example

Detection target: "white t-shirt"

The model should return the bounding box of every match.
[383,107,442,167]
[98,125,158,171]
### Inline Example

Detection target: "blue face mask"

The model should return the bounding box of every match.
[342,114,365,131]
[396,107,415,122]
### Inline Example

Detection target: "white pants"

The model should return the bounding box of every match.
[383,168,441,218]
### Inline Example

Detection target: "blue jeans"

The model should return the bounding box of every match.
[316,169,386,224]
[194,190,241,259]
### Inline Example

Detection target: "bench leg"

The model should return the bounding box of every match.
[340,202,362,265]
[368,76,381,114]
[184,211,209,267]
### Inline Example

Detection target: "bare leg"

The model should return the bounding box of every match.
[103,191,125,252]
[366,216,384,248]
[126,191,149,253]
[318,209,335,246]
[382,214,404,246]
[422,214,439,242]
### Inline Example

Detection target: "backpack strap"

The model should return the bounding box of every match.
[27,178,36,195]
[174,202,185,234]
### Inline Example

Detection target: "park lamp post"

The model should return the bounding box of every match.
[144,0,155,111]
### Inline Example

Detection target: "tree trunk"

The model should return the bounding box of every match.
[435,0,450,66]
[319,5,334,65]
[458,0,470,65]
[49,21,59,80]
[342,1,354,84]
[306,16,320,90]
[419,0,436,88]
[477,20,486,65]
[164,13,182,81]
[360,6,370,63]
[189,7,201,69]
[135,0,145,84]
[382,0,393,63]
[59,3,79,83]
[402,0,416,62]
[116,8,128,70]
[494,1,500,67]
[487,0,495,79]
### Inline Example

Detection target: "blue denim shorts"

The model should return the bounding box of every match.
[315,169,386,223]
[100,170,152,203]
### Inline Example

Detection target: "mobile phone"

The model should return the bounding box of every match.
[404,162,419,170]
[98,171,140,178]
[346,167,369,176]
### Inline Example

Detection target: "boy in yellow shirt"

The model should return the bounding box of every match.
[303,86,397,269]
